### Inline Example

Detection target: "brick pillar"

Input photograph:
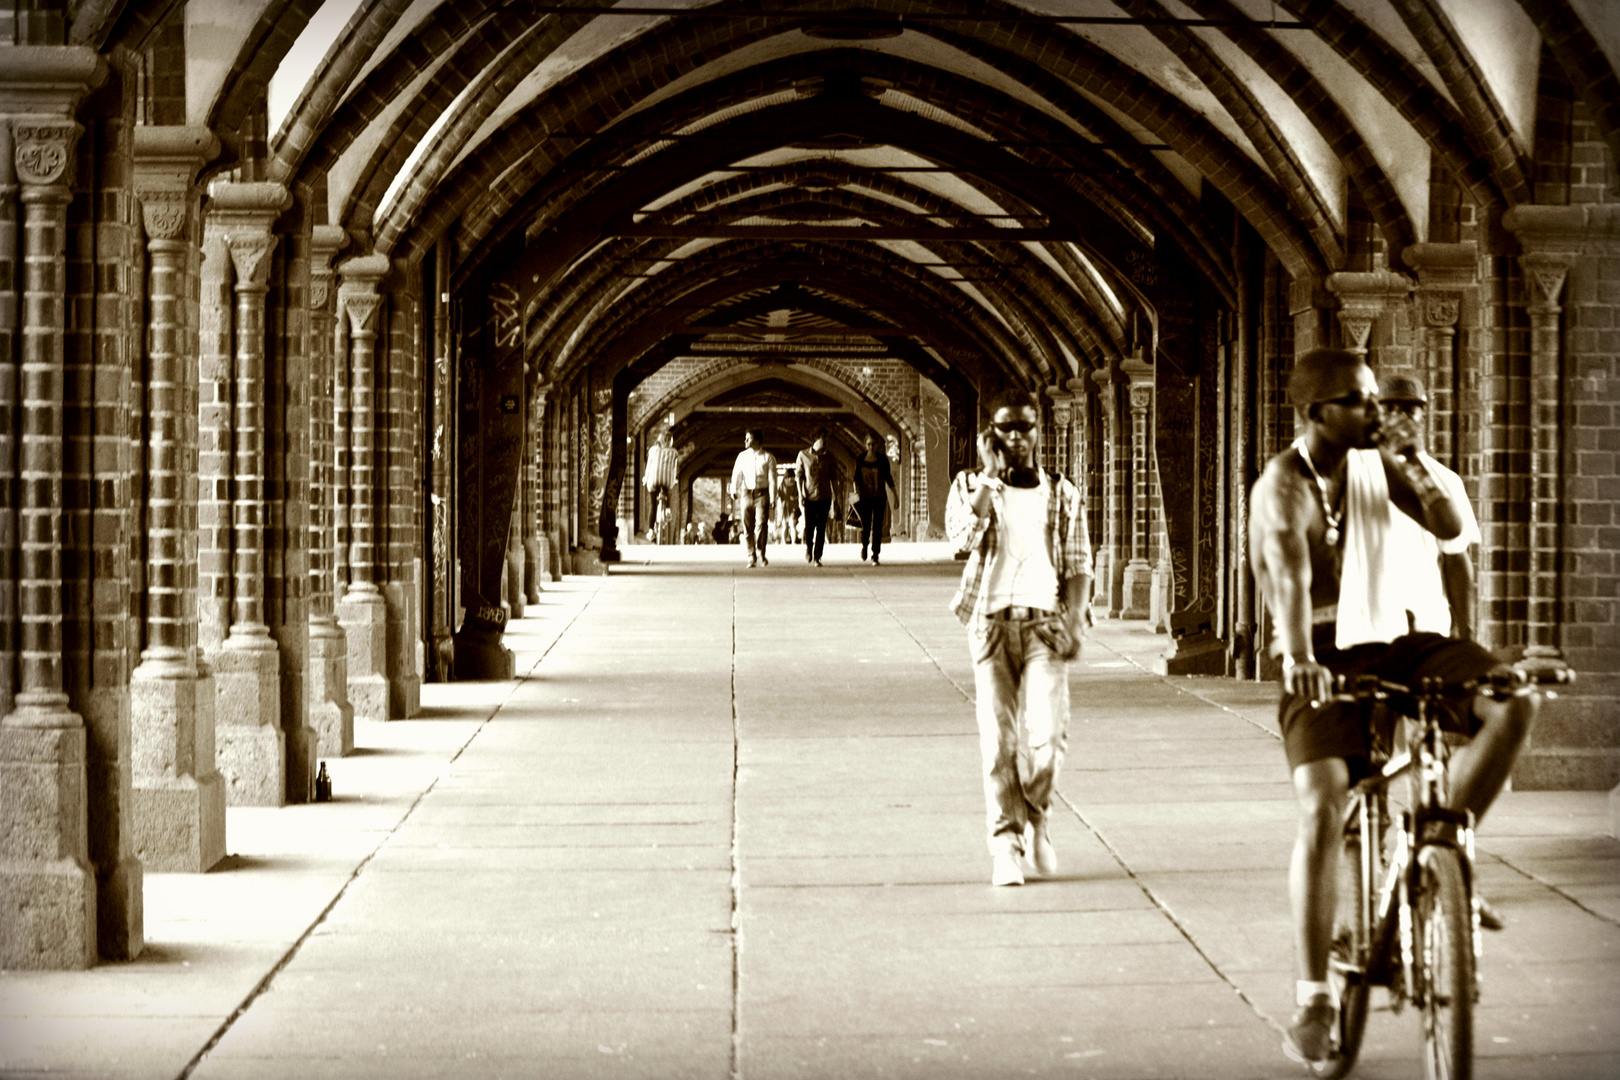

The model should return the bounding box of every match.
[505,507,524,616]
[205,181,290,806]
[129,126,225,871]
[428,276,456,677]
[1047,388,1073,480]
[531,384,554,585]
[307,225,352,754]
[0,58,102,969]
[1090,368,1122,617]
[522,377,543,603]
[335,255,389,723]
[1120,356,1153,620]
[1403,243,1480,468]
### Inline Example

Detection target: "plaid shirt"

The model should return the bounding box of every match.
[945,468,1092,625]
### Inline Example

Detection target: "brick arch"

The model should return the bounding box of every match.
[1516,0,1620,179]
[385,4,1308,277]
[631,358,916,452]
[534,185,1090,387]
[204,0,325,136]
[531,240,1026,398]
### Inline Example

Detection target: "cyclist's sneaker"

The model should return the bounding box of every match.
[1477,895,1505,931]
[1282,995,1336,1066]
[990,849,1025,886]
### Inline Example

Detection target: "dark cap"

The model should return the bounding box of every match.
[1378,372,1427,404]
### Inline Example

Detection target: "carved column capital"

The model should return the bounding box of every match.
[337,252,390,333]
[1419,292,1462,329]
[308,225,349,310]
[134,127,217,242]
[12,119,80,186]
[1520,251,1577,314]
[1326,269,1414,355]
[206,180,289,289]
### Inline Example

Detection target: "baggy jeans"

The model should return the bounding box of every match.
[739,491,770,557]
[969,615,1070,855]
[803,498,831,561]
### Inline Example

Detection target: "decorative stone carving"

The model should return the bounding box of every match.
[1421,293,1461,329]
[223,235,275,289]
[1128,385,1151,411]
[139,190,188,240]
[12,121,78,186]
[1520,252,1575,313]
[342,292,381,335]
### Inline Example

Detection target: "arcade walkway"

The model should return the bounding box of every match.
[2,546,1616,1080]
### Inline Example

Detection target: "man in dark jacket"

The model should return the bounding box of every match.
[853,431,897,565]
[794,428,839,566]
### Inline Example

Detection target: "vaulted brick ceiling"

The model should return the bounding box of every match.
[163,0,1618,392]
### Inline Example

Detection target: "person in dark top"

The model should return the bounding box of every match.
[853,431,897,565]
[794,428,840,566]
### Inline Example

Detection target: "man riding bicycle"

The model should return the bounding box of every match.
[1247,348,1542,1067]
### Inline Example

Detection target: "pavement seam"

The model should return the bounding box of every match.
[1055,790,1288,1041]
[1088,633,1282,743]
[1477,850,1620,927]
[729,576,743,1080]
[172,587,599,1080]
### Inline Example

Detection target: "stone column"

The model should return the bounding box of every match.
[335,255,390,723]
[129,125,225,871]
[1046,388,1073,480]
[1090,367,1121,617]
[1403,243,1478,466]
[522,377,543,603]
[1518,250,1577,668]
[531,384,554,584]
[206,181,290,806]
[0,60,101,968]
[307,225,353,755]
[505,506,525,617]
[1120,356,1154,620]
[1326,268,1413,359]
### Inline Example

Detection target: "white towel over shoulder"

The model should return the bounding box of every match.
[1336,449,1408,649]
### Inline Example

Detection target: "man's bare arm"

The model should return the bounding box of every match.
[1440,550,1476,641]
[1252,465,1332,703]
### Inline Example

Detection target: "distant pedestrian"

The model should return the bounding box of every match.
[946,389,1092,887]
[853,431,896,565]
[729,429,777,567]
[795,428,840,566]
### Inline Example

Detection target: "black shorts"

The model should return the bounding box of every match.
[1279,630,1500,781]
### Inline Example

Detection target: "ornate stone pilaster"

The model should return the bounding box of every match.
[521,378,544,603]
[0,48,105,969]
[1046,387,1074,480]
[1326,268,1414,358]
[1090,367,1121,617]
[129,125,225,872]
[308,225,353,755]
[1403,243,1479,465]
[1120,356,1154,620]
[530,385,554,585]
[1520,249,1577,667]
[335,254,391,723]
[205,181,291,806]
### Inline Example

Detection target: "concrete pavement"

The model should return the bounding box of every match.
[1,543,1615,1079]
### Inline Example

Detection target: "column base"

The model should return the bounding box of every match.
[0,718,97,970]
[1120,560,1153,620]
[452,626,515,681]
[132,774,225,872]
[131,665,227,870]
[338,589,390,723]
[212,640,285,807]
[96,854,143,961]
[524,537,544,601]
[307,624,354,757]
[1160,630,1229,676]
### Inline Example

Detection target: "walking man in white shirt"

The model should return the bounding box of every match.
[729,429,777,568]
[945,390,1092,887]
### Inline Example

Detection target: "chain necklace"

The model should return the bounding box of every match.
[1294,438,1342,548]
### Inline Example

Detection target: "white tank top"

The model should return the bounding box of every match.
[985,482,1059,612]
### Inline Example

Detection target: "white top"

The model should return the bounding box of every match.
[1387,454,1479,634]
[985,482,1060,612]
[730,448,776,498]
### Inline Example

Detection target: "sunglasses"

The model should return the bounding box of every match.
[993,420,1035,434]
[1316,390,1378,410]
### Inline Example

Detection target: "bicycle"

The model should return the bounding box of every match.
[1311,665,1574,1080]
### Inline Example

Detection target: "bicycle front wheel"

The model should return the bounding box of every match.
[1416,845,1474,1080]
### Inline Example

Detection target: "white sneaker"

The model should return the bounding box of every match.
[991,850,1025,886]
[1027,822,1057,876]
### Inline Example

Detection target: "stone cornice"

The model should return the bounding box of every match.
[133,126,218,192]
[1401,242,1479,290]
[1502,204,1620,255]
[0,45,106,116]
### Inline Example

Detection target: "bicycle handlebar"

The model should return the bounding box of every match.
[1331,666,1575,703]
